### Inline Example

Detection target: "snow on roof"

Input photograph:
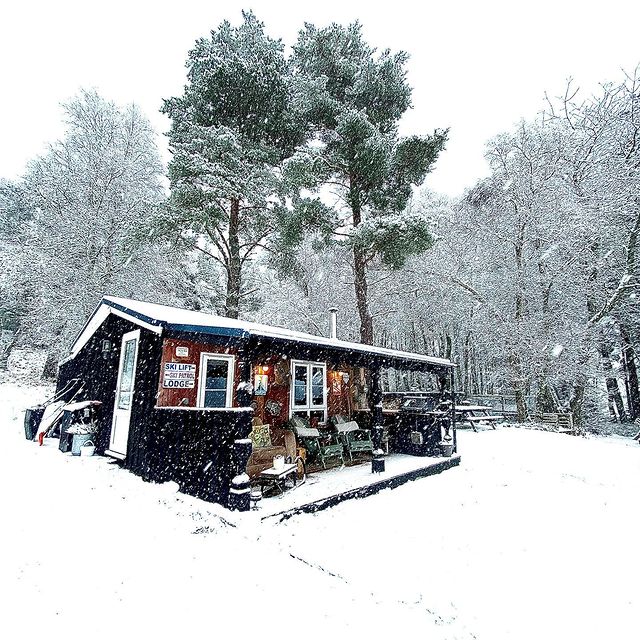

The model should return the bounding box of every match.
[68,295,453,369]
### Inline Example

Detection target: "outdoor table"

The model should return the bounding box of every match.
[454,405,501,431]
[257,463,298,495]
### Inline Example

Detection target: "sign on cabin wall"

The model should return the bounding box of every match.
[163,362,197,388]
[175,346,189,357]
[254,374,268,396]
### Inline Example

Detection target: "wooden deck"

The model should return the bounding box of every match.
[258,453,461,521]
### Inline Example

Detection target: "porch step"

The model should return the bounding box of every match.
[104,449,126,460]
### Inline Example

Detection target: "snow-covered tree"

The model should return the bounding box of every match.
[280,21,447,344]
[159,11,306,319]
[9,90,177,374]
[0,179,33,369]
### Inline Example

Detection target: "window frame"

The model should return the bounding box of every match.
[289,359,327,421]
[196,352,236,409]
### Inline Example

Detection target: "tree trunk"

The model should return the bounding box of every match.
[509,352,529,422]
[462,331,472,395]
[573,239,600,429]
[598,340,627,421]
[353,244,373,344]
[225,198,241,320]
[514,383,529,422]
[535,262,557,414]
[570,374,587,432]
[350,194,373,345]
[0,332,17,371]
[620,323,640,420]
[536,379,559,414]
[511,226,528,422]
[41,350,59,380]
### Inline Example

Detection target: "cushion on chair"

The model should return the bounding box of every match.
[249,424,272,448]
[335,421,360,433]
[294,425,320,438]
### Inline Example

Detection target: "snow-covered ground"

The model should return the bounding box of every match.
[2,382,638,639]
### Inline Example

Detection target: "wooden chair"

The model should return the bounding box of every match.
[289,415,344,469]
[332,415,374,462]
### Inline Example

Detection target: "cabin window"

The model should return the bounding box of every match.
[197,353,235,408]
[290,360,327,421]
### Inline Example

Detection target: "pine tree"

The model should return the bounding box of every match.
[160,11,305,319]
[282,21,447,344]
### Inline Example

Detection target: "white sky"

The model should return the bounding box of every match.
[1,0,639,197]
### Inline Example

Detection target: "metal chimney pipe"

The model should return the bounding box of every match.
[328,307,338,339]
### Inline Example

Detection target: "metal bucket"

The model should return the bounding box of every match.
[71,433,94,456]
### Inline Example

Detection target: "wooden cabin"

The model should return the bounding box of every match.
[56,296,457,510]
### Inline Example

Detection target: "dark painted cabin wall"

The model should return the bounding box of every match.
[56,314,164,470]
[56,319,249,506]
[146,408,252,505]
[56,314,142,454]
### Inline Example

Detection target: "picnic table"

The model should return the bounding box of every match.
[453,404,502,432]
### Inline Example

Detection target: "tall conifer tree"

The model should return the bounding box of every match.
[283,22,447,343]
[161,11,305,318]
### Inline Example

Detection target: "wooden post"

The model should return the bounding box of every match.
[236,353,253,408]
[450,368,457,454]
[370,366,384,452]
[229,350,253,512]
[228,473,251,511]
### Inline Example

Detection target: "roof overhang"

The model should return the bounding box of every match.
[61,296,454,372]
[64,301,164,362]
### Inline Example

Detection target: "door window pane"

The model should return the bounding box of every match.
[117,338,137,409]
[120,339,137,392]
[203,358,230,408]
[118,391,132,411]
[204,389,226,408]
[293,365,308,406]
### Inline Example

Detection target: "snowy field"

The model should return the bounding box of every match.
[2,382,639,640]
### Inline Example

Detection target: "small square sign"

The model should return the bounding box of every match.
[175,346,189,357]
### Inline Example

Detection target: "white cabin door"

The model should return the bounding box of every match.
[109,329,140,458]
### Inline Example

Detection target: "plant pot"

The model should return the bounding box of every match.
[440,442,454,457]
